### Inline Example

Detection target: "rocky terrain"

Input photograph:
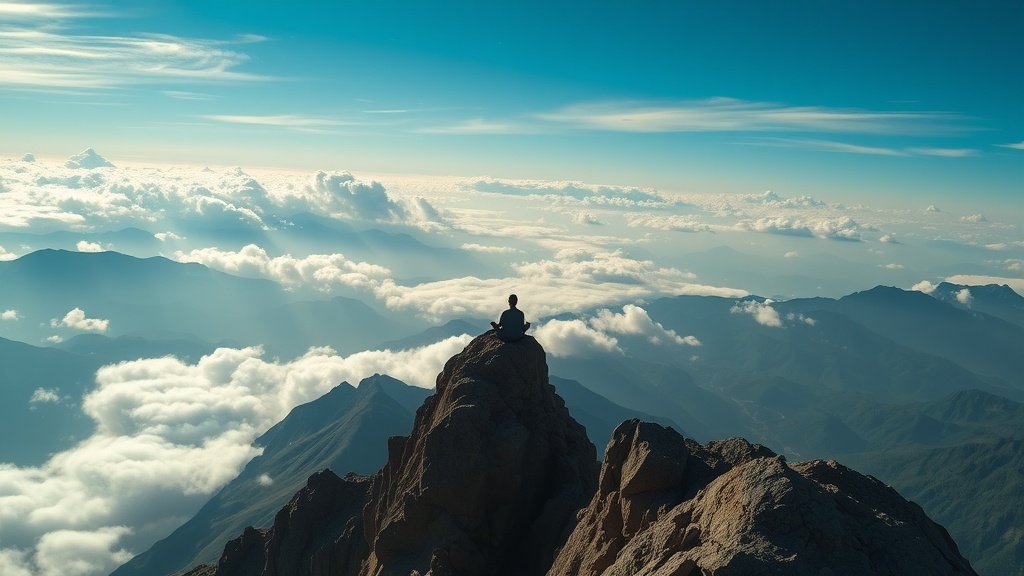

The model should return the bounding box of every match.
[184,331,977,576]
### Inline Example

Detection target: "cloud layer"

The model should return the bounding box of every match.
[533,304,700,358]
[0,337,471,576]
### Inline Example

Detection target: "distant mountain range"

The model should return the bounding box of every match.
[0,249,423,357]
[112,372,676,576]
[0,250,1020,574]
[169,333,979,576]
[111,375,430,576]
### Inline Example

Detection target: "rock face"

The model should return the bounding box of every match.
[549,419,978,576]
[360,332,598,576]
[202,334,977,576]
[210,331,598,576]
[213,470,369,576]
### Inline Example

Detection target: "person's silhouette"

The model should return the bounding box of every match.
[491,294,531,342]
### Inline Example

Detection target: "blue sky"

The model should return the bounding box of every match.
[1,0,1022,213]
[0,5,1023,573]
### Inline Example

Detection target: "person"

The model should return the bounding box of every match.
[491,294,531,342]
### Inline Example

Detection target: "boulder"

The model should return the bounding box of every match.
[549,419,978,576]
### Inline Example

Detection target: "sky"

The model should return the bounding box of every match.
[0,0,1021,213]
[0,3,1022,575]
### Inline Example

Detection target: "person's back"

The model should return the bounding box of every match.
[492,294,530,342]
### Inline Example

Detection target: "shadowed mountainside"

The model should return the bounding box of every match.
[186,332,976,576]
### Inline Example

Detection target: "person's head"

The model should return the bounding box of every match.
[508,294,518,307]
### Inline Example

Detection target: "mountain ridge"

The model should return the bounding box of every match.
[182,332,977,575]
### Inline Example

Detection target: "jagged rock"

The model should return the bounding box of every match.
[205,332,597,576]
[360,332,598,576]
[549,419,978,576]
[214,470,370,576]
[216,526,269,576]
[202,336,976,576]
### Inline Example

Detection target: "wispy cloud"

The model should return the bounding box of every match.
[752,137,907,156]
[0,2,98,20]
[163,90,217,100]
[531,98,968,135]
[906,147,979,158]
[422,98,972,138]
[0,8,269,90]
[202,114,356,130]
[996,141,1024,150]
[417,118,546,135]
[749,138,980,157]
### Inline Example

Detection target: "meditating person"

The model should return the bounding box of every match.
[491,294,531,342]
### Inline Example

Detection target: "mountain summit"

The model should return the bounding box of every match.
[65,147,115,169]
[188,331,976,576]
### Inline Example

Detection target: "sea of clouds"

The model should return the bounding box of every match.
[0,151,1021,574]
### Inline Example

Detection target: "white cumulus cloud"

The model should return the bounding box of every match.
[730,300,783,327]
[785,312,817,326]
[955,288,973,306]
[372,249,745,322]
[912,280,938,294]
[0,337,469,576]
[626,214,713,232]
[29,388,62,405]
[533,304,699,358]
[590,304,701,346]
[460,244,520,254]
[76,241,104,253]
[532,319,621,358]
[306,171,406,222]
[50,308,109,333]
[173,244,390,292]
[2,309,21,321]
[741,216,863,241]
[572,212,604,226]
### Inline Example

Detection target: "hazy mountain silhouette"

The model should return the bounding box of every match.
[930,282,1024,328]
[377,319,487,350]
[252,297,414,357]
[0,227,163,257]
[111,369,678,576]
[0,250,422,357]
[181,333,976,576]
[841,391,1024,576]
[829,286,1024,386]
[111,375,430,576]
[54,333,216,365]
[548,375,686,449]
[269,212,491,281]
[0,336,96,464]
[0,249,290,345]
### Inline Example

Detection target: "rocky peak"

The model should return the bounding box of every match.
[550,419,977,576]
[361,332,598,575]
[209,331,597,576]
[202,335,976,576]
